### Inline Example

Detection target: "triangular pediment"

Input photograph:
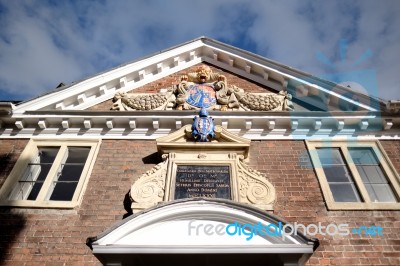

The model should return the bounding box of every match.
[11,37,381,115]
[157,124,250,158]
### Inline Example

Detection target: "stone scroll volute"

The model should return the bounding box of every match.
[130,154,169,212]
[236,155,276,210]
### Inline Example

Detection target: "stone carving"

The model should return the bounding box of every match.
[128,129,275,212]
[176,65,230,110]
[192,108,215,142]
[111,65,294,111]
[130,155,169,210]
[236,155,275,207]
[237,90,293,111]
[112,92,169,111]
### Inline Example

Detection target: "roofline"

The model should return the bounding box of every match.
[16,37,209,106]
[16,36,391,109]
[201,37,386,108]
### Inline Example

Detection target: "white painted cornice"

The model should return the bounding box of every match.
[0,110,398,140]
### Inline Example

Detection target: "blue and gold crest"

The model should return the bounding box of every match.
[186,84,216,108]
[192,108,215,142]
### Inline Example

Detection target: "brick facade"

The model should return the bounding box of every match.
[1,139,399,265]
[0,139,29,188]
[249,140,400,266]
[0,140,158,266]
[88,63,276,111]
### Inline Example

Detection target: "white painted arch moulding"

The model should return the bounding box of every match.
[87,198,319,266]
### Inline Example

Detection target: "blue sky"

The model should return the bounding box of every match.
[0,0,399,101]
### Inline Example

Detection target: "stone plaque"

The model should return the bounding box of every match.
[174,165,231,199]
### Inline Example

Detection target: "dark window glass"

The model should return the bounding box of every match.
[10,147,60,200]
[49,147,90,201]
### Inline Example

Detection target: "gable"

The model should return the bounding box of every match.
[11,37,378,114]
[1,37,396,141]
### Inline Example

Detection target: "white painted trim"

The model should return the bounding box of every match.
[93,245,314,254]
[1,113,399,140]
[0,128,399,140]
[11,38,379,114]
[92,200,314,253]
[13,40,205,113]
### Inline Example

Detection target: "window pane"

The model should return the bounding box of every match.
[349,148,378,165]
[323,165,353,183]
[48,147,90,201]
[357,165,387,184]
[26,164,52,200]
[365,184,397,202]
[58,165,85,182]
[27,148,59,200]
[329,183,361,202]
[350,147,398,203]
[49,182,78,201]
[316,148,344,165]
[317,147,363,202]
[9,147,59,200]
[64,147,90,164]
[38,148,59,164]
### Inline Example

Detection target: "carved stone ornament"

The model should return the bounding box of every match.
[129,124,276,212]
[129,153,276,212]
[111,65,294,111]
[130,154,169,211]
[235,155,275,208]
[192,108,215,142]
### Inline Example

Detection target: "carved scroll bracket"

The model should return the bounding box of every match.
[130,154,169,212]
[129,124,275,212]
[236,155,276,210]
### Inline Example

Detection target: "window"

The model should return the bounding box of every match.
[307,140,400,210]
[0,139,101,208]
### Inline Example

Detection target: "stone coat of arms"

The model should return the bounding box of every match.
[192,108,215,142]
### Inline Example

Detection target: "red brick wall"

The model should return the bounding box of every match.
[88,63,276,111]
[0,140,158,266]
[249,140,400,266]
[0,139,399,265]
[0,139,29,187]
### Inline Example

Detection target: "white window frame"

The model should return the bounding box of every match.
[306,140,400,210]
[0,139,101,208]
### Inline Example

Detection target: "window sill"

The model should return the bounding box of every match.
[326,201,400,210]
[0,200,79,209]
